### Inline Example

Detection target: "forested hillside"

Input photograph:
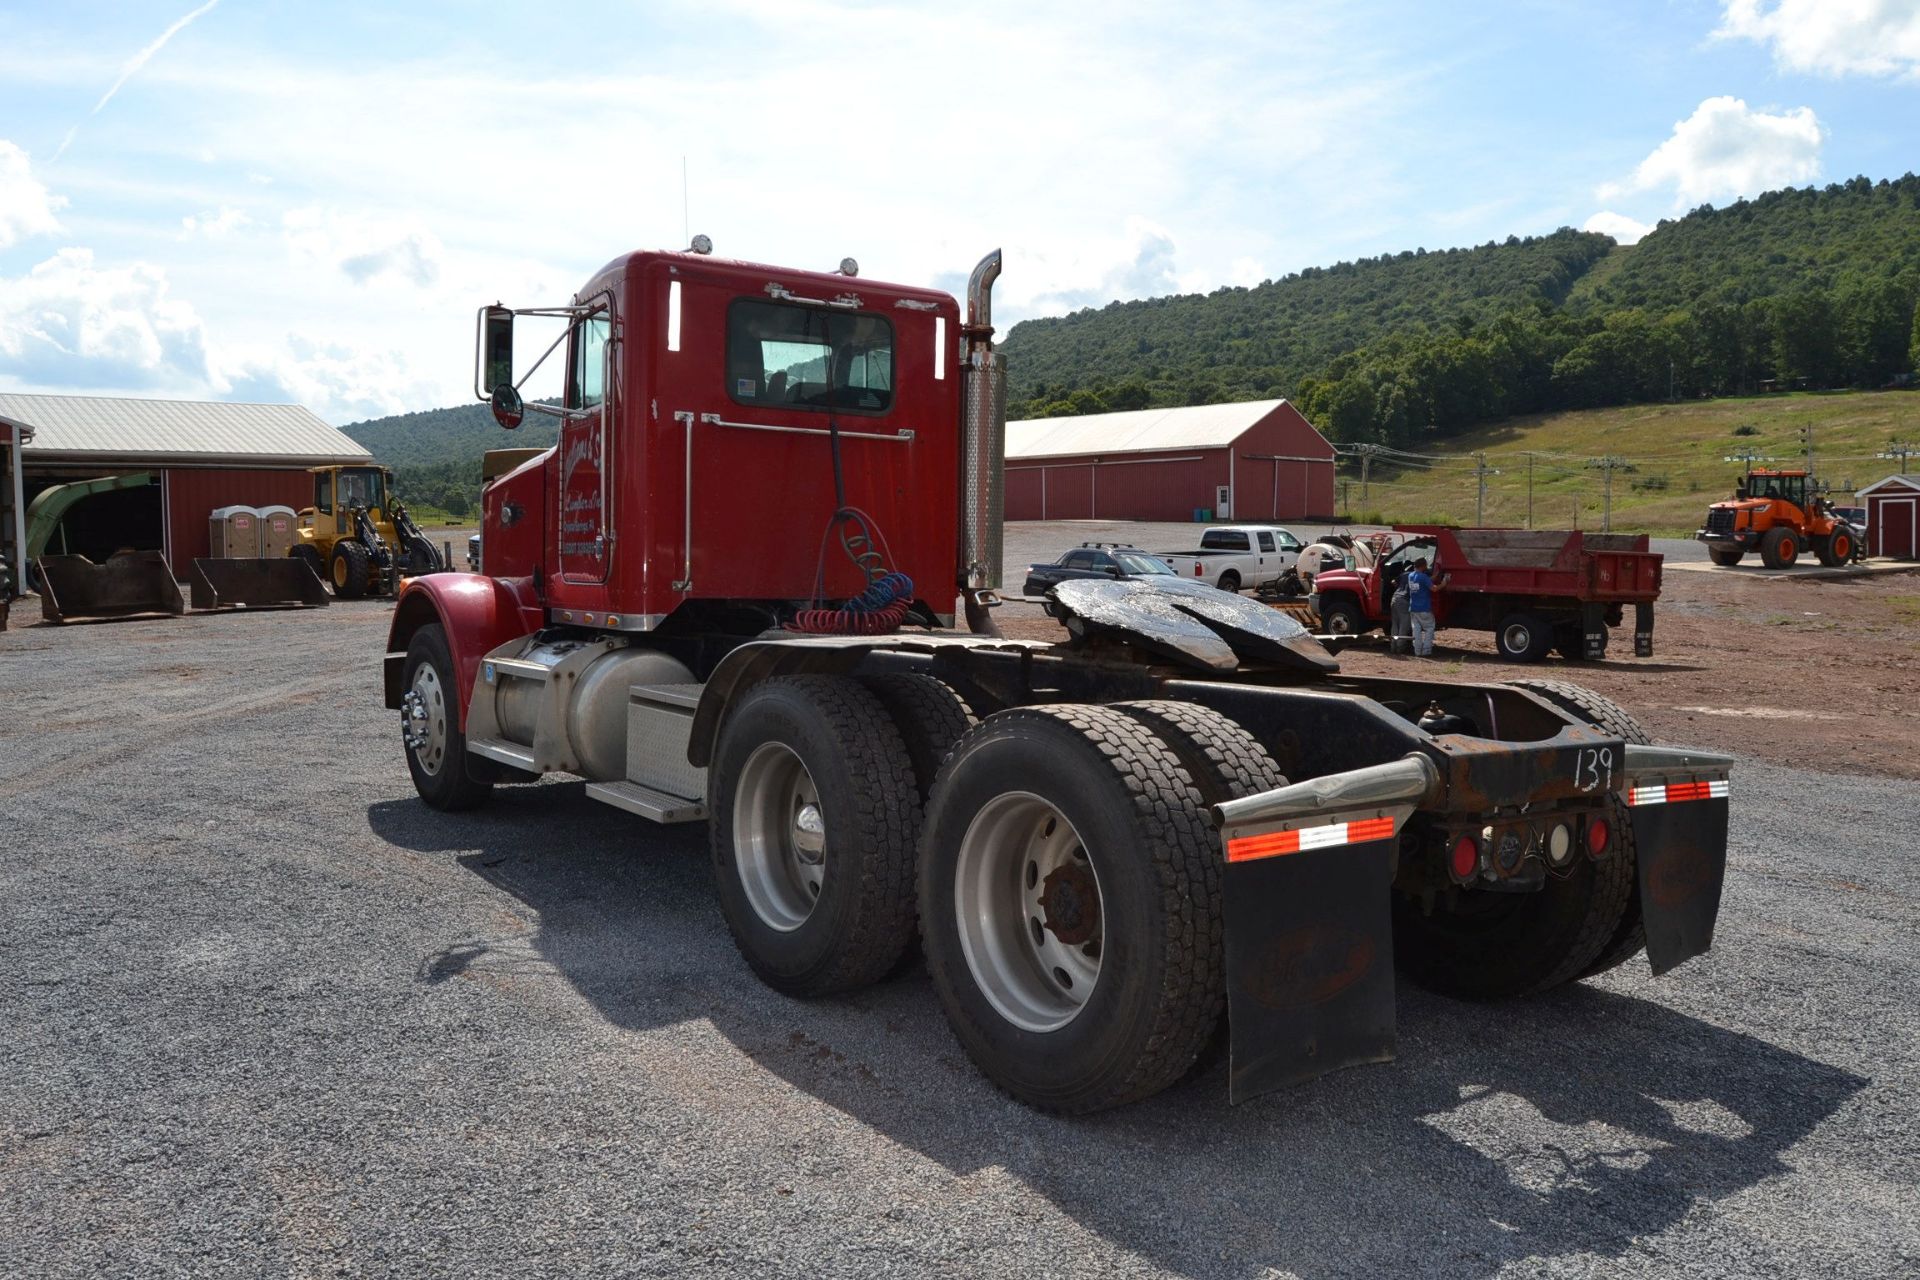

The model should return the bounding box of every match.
[1004,175,1920,449]
[1004,228,1613,415]
[340,402,557,516]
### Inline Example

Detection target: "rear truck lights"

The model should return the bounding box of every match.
[1449,834,1481,881]
[1546,821,1574,867]
[1586,816,1612,857]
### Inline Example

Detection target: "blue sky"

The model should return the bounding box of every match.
[0,0,1916,422]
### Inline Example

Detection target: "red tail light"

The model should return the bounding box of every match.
[1450,835,1480,880]
[1586,816,1611,856]
[1194,563,1203,576]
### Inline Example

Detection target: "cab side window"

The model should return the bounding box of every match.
[1257,532,1275,553]
[568,312,610,410]
[1063,550,1094,570]
[314,472,333,515]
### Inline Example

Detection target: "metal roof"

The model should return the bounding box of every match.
[0,392,372,467]
[1006,399,1311,460]
[1857,474,1920,497]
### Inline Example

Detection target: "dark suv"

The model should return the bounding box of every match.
[1023,544,1177,597]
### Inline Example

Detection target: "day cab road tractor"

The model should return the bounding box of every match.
[1696,468,1858,569]
[381,241,1736,1113]
[295,464,444,598]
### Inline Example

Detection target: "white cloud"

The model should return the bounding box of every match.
[1601,96,1823,209]
[180,205,249,239]
[0,248,210,390]
[1716,0,1920,80]
[1583,210,1654,245]
[215,335,443,422]
[0,141,65,248]
[282,208,443,288]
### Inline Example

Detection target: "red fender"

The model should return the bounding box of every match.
[384,573,544,728]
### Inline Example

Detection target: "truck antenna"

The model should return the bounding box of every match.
[682,155,689,247]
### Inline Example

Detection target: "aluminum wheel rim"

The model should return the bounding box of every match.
[954,792,1104,1033]
[734,742,826,933]
[1502,622,1533,654]
[402,663,449,777]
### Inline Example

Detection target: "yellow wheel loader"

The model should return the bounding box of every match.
[294,465,444,599]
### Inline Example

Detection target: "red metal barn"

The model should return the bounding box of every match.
[1859,474,1920,560]
[1004,399,1335,522]
[0,393,373,578]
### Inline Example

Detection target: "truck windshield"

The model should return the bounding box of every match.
[727,300,893,414]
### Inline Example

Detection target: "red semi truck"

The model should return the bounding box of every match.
[1308,526,1664,662]
[382,243,1731,1112]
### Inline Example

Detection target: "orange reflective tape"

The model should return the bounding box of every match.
[1225,829,1303,862]
[1224,815,1398,864]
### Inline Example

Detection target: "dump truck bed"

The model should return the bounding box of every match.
[1397,526,1663,603]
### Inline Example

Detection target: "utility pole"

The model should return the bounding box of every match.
[1723,446,1772,485]
[1588,456,1630,532]
[1472,452,1499,526]
[1878,439,1916,471]
[1797,421,1815,478]
[1360,447,1372,503]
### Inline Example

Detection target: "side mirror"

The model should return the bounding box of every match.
[1106,565,1124,578]
[491,383,525,430]
[478,304,514,397]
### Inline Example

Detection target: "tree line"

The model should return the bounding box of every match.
[1007,176,1920,441]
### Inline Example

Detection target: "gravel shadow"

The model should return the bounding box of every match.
[368,791,1869,1279]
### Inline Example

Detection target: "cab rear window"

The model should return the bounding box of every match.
[727,300,893,415]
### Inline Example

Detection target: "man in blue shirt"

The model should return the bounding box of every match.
[1404,556,1446,656]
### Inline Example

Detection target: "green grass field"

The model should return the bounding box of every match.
[1341,389,1920,535]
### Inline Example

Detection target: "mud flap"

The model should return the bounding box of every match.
[35,552,184,623]
[1222,832,1400,1102]
[1621,745,1734,975]
[1212,755,1438,1104]
[189,557,330,610]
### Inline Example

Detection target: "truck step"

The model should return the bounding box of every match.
[585,779,706,824]
[484,656,559,682]
[468,736,539,771]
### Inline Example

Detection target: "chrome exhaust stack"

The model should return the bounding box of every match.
[960,248,1005,636]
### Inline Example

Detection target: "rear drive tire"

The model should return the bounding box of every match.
[1707,546,1744,567]
[331,540,372,599]
[1759,527,1798,569]
[1108,700,1286,1082]
[1495,611,1552,662]
[708,676,921,996]
[860,673,976,801]
[401,623,492,812]
[1509,679,1652,979]
[919,705,1224,1113]
[1216,570,1242,593]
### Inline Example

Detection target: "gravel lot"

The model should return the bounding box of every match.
[2,590,1916,1279]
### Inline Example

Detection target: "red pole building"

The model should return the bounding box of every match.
[1004,400,1334,522]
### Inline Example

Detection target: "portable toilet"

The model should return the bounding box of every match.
[257,505,297,560]
[208,505,261,558]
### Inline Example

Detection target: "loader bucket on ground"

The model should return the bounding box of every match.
[189,557,330,610]
[35,552,185,624]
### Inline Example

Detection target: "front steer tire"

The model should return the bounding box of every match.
[708,676,921,998]
[919,706,1225,1113]
[401,623,492,812]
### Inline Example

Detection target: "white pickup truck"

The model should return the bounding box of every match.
[1155,524,1305,592]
